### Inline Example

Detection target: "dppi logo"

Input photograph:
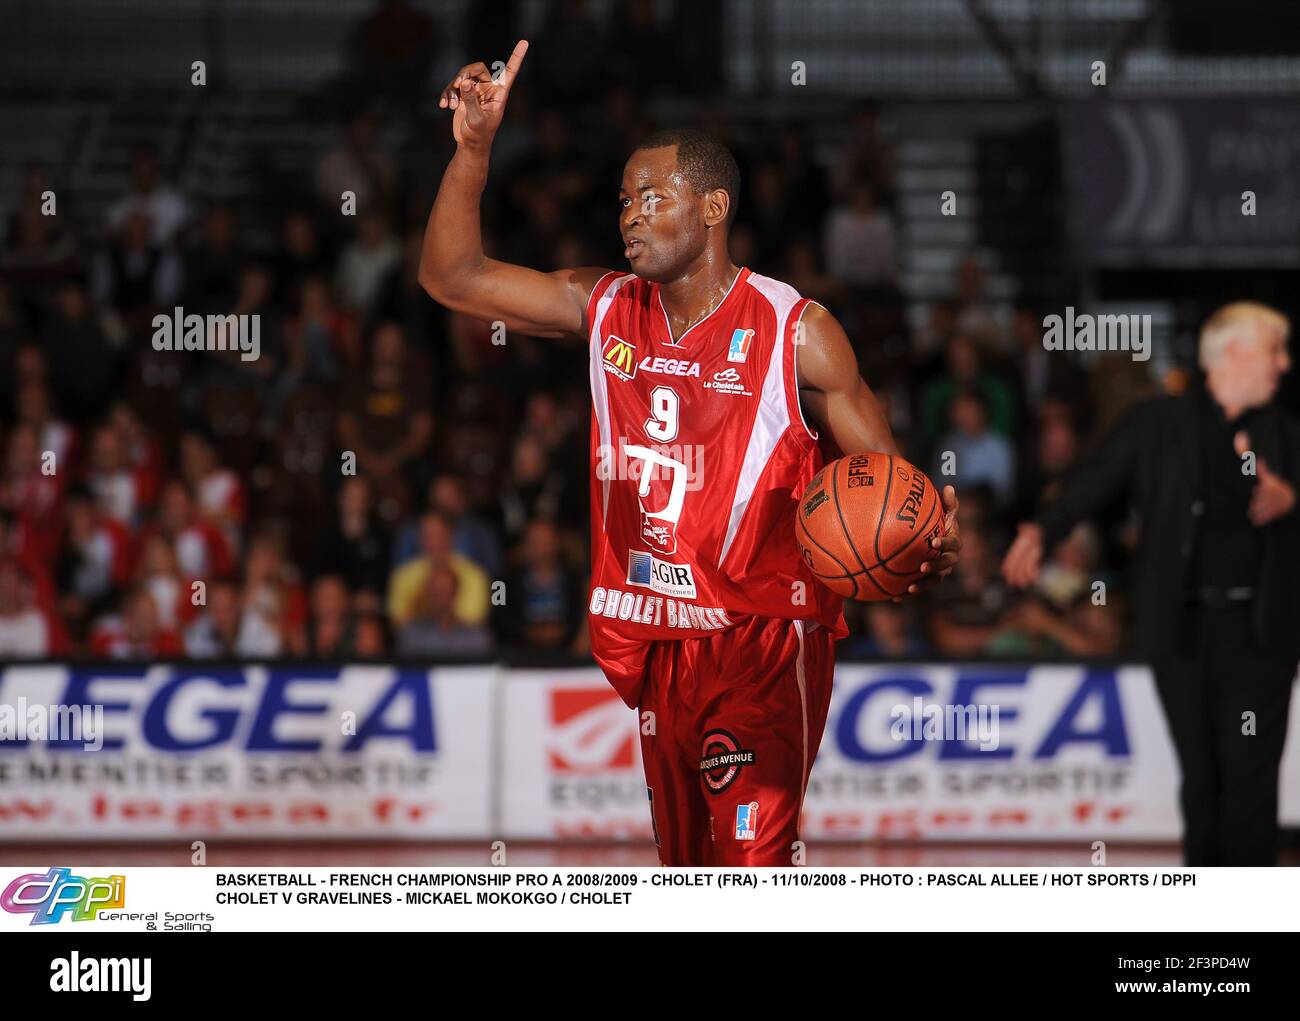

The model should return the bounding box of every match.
[2,867,126,925]
[832,669,1132,762]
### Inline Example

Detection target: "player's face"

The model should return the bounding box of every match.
[619,146,707,282]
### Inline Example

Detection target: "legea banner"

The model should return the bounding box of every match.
[497,663,1300,842]
[803,663,1182,841]
[0,665,494,839]
[2,662,1297,842]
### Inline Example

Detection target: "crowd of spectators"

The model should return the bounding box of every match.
[0,1,1149,662]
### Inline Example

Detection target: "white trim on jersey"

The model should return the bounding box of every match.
[791,300,821,442]
[654,265,748,347]
[717,272,801,567]
[588,273,637,523]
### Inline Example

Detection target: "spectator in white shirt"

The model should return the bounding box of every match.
[823,182,897,289]
[186,579,283,658]
[106,144,190,248]
[0,558,51,657]
[336,207,400,317]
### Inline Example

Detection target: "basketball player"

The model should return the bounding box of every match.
[419,41,962,865]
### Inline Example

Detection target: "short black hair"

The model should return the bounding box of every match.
[634,128,741,224]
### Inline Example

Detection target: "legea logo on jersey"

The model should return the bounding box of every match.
[639,356,700,377]
[1,867,126,925]
[602,335,638,380]
[735,802,759,840]
[727,328,755,363]
[627,551,697,599]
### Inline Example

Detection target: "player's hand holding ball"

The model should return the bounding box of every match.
[438,39,529,151]
[796,452,960,600]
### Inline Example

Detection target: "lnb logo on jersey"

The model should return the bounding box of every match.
[727,327,755,363]
[602,335,638,380]
[627,550,697,599]
[1,867,126,925]
[735,802,759,841]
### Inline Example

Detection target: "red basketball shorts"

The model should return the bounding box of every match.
[637,614,837,867]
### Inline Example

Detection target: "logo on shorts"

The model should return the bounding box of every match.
[699,729,756,794]
[735,802,759,841]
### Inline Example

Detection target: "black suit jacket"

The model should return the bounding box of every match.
[1035,386,1300,663]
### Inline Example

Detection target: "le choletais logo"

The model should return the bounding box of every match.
[1,867,126,925]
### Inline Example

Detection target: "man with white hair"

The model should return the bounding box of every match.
[1003,301,1300,865]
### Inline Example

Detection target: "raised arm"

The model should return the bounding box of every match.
[417,40,611,338]
[796,302,961,590]
[1003,400,1149,587]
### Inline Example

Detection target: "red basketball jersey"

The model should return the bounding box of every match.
[585,267,847,706]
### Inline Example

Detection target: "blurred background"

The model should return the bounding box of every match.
[1,0,1299,862]
[2,0,1299,662]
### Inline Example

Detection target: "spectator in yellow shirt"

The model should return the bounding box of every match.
[387,511,489,626]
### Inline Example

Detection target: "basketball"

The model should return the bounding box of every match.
[796,452,945,600]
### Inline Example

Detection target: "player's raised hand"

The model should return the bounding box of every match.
[439,39,529,152]
[1002,521,1044,588]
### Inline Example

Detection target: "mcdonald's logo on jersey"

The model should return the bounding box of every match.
[602,335,638,380]
[727,327,755,363]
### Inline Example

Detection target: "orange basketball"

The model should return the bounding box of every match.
[795,452,944,600]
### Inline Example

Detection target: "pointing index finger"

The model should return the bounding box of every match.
[499,39,529,89]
